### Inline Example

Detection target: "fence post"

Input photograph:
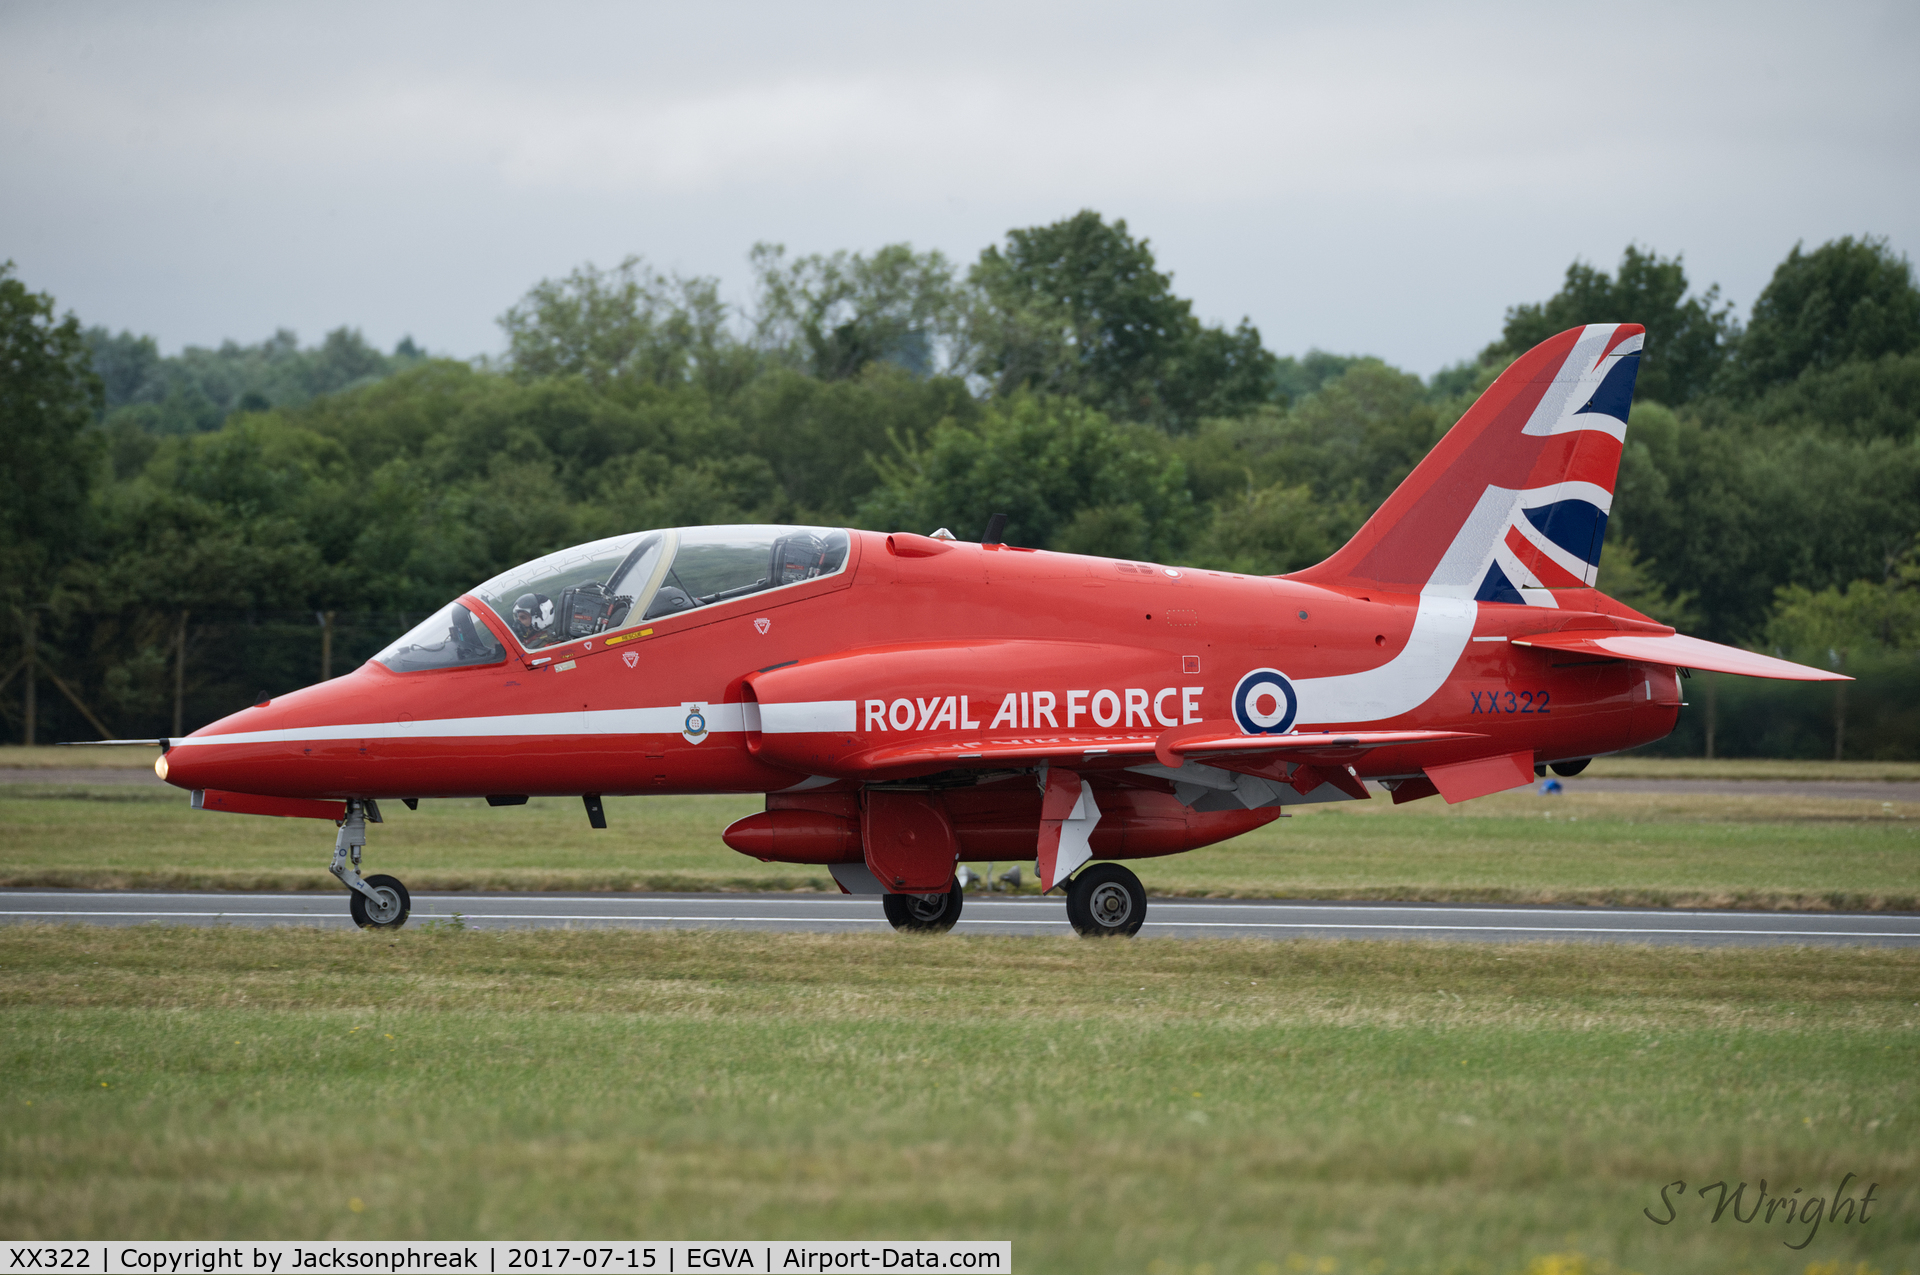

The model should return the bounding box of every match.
[172,610,190,738]
[1702,674,1715,760]
[22,610,35,747]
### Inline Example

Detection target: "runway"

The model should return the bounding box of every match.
[3,889,1915,946]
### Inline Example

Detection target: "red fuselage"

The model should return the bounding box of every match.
[162,531,1678,815]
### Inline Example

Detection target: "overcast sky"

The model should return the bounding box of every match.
[3,0,1916,375]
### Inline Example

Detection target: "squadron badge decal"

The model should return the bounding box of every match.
[681,702,711,745]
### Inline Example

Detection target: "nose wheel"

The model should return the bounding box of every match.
[1065,863,1146,937]
[330,799,410,930]
[349,874,411,928]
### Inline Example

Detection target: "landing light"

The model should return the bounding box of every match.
[154,753,169,781]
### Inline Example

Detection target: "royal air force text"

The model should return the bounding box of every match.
[864,690,1203,733]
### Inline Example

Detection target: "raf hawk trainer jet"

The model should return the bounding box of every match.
[98,324,1843,935]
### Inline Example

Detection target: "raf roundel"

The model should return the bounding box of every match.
[1232,667,1298,735]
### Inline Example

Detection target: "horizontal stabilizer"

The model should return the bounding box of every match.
[1510,631,1848,681]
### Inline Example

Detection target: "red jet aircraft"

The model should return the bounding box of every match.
[103,323,1842,935]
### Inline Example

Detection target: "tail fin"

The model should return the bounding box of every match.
[1291,323,1643,606]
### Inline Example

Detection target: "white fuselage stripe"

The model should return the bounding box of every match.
[170,700,854,747]
[760,700,858,733]
[1290,593,1476,725]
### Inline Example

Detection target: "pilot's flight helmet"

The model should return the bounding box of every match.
[513,593,554,631]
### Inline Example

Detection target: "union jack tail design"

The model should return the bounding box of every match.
[1292,324,1642,607]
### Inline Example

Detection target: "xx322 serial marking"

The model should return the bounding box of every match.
[1469,690,1550,715]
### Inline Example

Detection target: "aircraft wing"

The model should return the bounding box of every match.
[838,726,1482,778]
[848,734,1162,773]
[1509,631,1848,681]
[1152,727,1484,767]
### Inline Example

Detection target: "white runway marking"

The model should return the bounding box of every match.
[3,890,1916,946]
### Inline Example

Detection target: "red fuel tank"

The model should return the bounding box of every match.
[722,809,862,864]
[724,779,1280,870]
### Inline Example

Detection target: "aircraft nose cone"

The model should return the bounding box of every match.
[159,668,385,798]
[157,725,287,794]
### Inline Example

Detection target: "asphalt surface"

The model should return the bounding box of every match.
[3,889,1915,946]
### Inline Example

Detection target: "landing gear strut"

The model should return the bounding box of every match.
[1066,863,1146,938]
[330,798,410,929]
[882,878,964,933]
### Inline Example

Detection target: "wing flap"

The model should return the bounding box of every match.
[1425,750,1536,803]
[1511,631,1848,681]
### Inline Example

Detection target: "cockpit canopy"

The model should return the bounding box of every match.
[374,525,851,672]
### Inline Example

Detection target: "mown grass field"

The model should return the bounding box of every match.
[1,925,1914,1272]
[2,752,1917,909]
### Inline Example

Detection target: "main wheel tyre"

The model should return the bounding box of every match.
[882,879,964,933]
[349,874,411,929]
[1066,863,1146,938]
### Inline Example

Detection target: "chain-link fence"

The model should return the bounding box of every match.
[2,610,423,744]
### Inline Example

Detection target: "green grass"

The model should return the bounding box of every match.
[1148,788,1920,910]
[3,779,1916,910]
[0,788,794,893]
[1,745,162,768]
[1,925,1914,1273]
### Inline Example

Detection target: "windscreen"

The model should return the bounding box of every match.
[375,603,508,672]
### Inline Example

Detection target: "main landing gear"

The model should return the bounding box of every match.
[1065,863,1146,938]
[330,798,410,930]
[878,865,1149,937]
[882,878,964,933]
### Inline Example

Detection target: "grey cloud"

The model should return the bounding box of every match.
[2,0,1915,374]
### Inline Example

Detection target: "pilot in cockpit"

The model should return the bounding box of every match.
[511,593,556,648]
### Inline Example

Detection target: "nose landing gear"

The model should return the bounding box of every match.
[330,799,410,929]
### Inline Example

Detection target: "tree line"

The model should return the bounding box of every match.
[4,213,1918,755]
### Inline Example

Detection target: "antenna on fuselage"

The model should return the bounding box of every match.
[981,512,1008,545]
